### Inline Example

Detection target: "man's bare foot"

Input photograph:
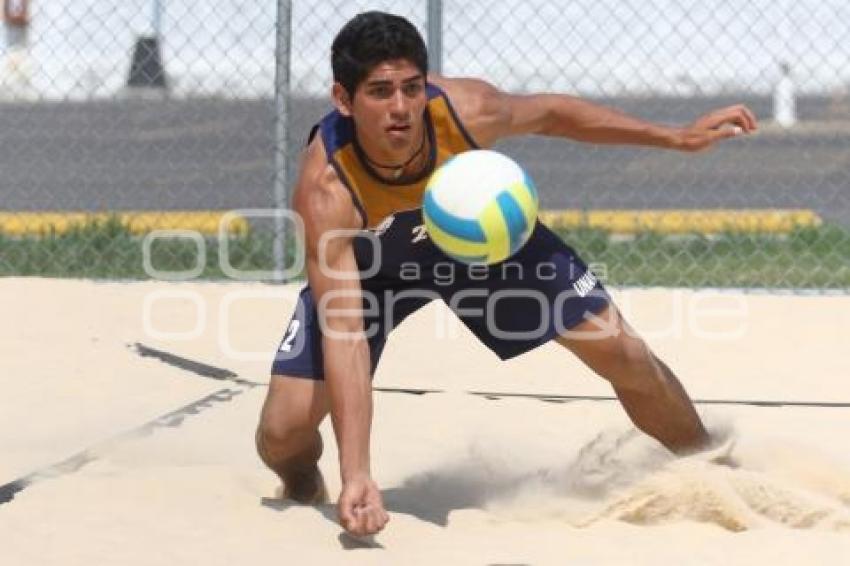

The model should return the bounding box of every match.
[276,467,329,504]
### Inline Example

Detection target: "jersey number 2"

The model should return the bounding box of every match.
[279,320,301,352]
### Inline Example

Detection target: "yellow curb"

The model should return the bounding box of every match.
[0,209,823,237]
[0,211,249,236]
[538,209,822,235]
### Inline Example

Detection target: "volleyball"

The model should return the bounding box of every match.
[422,149,539,264]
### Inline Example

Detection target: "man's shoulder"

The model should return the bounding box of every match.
[310,107,355,157]
[428,75,509,146]
[428,75,494,111]
[297,137,336,204]
[294,137,361,229]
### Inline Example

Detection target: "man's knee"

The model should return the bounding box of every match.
[256,416,322,463]
[594,334,657,389]
[256,374,328,461]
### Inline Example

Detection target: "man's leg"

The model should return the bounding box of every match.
[554,304,710,454]
[256,374,330,503]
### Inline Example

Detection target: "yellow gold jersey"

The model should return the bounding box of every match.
[310,83,478,229]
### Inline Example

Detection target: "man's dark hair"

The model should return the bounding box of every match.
[331,11,428,97]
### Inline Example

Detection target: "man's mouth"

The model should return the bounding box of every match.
[387,124,411,133]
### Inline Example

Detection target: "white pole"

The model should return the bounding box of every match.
[773,1,797,128]
[774,62,796,128]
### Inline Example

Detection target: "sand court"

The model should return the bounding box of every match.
[2,278,850,564]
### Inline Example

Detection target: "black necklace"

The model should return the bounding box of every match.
[360,129,427,179]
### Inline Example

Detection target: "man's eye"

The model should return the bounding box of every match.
[403,83,423,96]
[370,86,391,98]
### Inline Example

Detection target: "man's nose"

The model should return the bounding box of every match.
[389,89,408,116]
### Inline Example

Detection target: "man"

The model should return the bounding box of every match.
[256,11,757,537]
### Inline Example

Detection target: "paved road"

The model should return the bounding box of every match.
[1,94,848,224]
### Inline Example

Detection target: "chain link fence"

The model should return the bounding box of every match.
[0,1,848,287]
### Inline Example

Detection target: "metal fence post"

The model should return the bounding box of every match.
[427,0,442,75]
[273,0,293,282]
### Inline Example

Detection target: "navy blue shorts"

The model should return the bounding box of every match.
[271,221,609,379]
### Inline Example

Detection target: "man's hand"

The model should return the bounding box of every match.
[338,475,389,537]
[675,104,758,152]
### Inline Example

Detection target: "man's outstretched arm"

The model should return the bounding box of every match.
[432,75,758,151]
[294,140,389,537]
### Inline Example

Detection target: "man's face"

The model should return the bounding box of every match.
[334,59,427,156]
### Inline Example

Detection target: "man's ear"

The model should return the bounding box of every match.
[332,83,353,117]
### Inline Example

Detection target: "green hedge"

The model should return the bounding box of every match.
[1,216,849,288]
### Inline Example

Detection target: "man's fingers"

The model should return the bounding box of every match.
[345,504,388,536]
[339,497,365,531]
[345,510,383,536]
[341,506,364,536]
[682,104,757,151]
[726,106,756,132]
[718,125,742,140]
[707,106,756,134]
[339,507,358,533]
[742,106,758,131]
[733,104,757,131]
[364,509,381,534]
[731,112,753,133]
[376,506,389,530]
[361,504,389,534]
[715,111,744,130]
[338,483,388,536]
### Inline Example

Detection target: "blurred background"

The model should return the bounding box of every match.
[0,0,848,287]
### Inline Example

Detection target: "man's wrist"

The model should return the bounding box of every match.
[340,460,371,483]
[657,126,685,150]
[341,469,372,484]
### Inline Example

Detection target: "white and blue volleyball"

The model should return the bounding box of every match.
[423,149,539,265]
